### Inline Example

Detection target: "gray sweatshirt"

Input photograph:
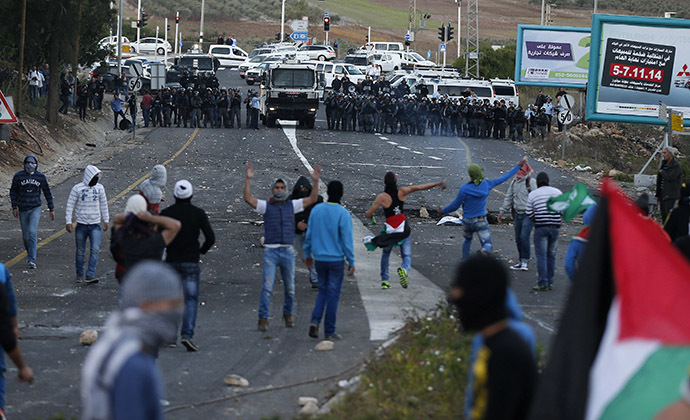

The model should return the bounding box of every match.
[499,175,538,215]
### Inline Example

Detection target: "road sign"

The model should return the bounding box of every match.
[558,109,573,125]
[290,20,308,32]
[129,62,144,78]
[0,90,18,123]
[405,33,411,41]
[290,32,308,41]
[128,77,142,92]
[659,102,668,122]
[324,12,329,17]
[672,110,684,132]
[440,44,446,52]
[559,94,576,110]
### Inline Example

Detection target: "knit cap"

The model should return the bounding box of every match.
[174,180,193,199]
[121,261,183,309]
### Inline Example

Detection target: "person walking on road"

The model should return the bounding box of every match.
[304,181,355,340]
[664,184,690,242]
[243,162,321,332]
[498,162,538,271]
[65,165,109,284]
[657,146,682,223]
[439,159,526,259]
[139,164,167,214]
[365,172,446,289]
[10,154,55,269]
[250,92,261,130]
[81,261,183,420]
[526,172,562,291]
[289,176,323,289]
[160,180,215,352]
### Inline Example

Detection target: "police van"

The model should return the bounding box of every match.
[490,79,519,105]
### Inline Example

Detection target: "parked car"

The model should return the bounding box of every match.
[135,37,173,55]
[98,36,136,55]
[371,53,402,72]
[318,62,366,90]
[245,62,273,85]
[298,45,336,61]
[208,44,248,67]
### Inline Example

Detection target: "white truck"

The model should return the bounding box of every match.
[260,62,320,128]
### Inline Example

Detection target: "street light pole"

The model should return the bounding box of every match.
[541,0,545,25]
[136,0,141,52]
[174,11,179,55]
[117,0,122,74]
[593,0,598,14]
[199,0,205,43]
[280,0,286,42]
[456,0,461,61]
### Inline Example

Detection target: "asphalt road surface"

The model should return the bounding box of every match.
[1,67,580,419]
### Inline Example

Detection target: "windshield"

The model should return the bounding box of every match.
[344,64,363,75]
[250,55,267,63]
[493,85,516,96]
[272,69,315,88]
[345,56,368,66]
[249,49,269,58]
[410,52,425,61]
[179,57,214,70]
[438,85,492,97]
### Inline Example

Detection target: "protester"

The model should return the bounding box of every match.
[564,204,597,282]
[304,181,355,340]
[243,162,321,332]
[289,176,323,289]
[439,159,526,259]
[526,172,563,291]
[664,184,690,242]
[498,162,538,271]
[250,92,261,130]
[65,165,109,284]
[448,255,536,420]
[160,180,215,352]
[139,164,167,214]
[365,172,445,289]
[28,66,44,102]
[81,261,183,420]
[9,154,55,269]
[657,146,682,222]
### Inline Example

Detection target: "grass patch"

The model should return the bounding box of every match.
[310,307,473,420]
[308,0,440,30]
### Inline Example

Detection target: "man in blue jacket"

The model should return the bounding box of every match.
[304,181,355,341]
[439,158,526,259]
[9,154,55,269]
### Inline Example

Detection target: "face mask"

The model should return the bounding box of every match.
[272,190,289,202]
[24,162,37,174]
[89,176,99,187]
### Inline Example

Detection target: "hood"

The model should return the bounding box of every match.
[290,176,312,198]
[83,165,101,185]
[24,154,38,168]
[149,165,167,188]
[582,204,597,226]
[505,289,524,321]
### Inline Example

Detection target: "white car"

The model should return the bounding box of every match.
[371,53,402,72]
[98,36,136,55]
[239,55,287,78]
[245,62,274,85]
[136,37,173,55]
[298,45,336,61]
[396,51,436,68]
[208,44,248,67]
[320,63,366,90]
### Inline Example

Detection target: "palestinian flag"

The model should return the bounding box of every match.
[363,214,411,251]
[547,182,597,222]
[529,179,690,420]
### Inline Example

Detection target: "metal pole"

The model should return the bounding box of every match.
[136,0,141,52]
[280,0,286,42]
[164,18,168,64]
[541,0,545,25]
[667,108,673,148]
[326,31,329,45]
[561,122,567,160]
[16,0,27,116]
[117,0,122,74]
[200,0,205,43]
[413,0,417,50]
[593,0,598,14]
[443,50,447,67]
[457,0,461,60]
[174,12,179,55]
[368,26,371,42]
[156,25,159,44]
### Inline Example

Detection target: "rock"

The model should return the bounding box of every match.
[609,169,623,177]
[315,340,334,351]
[567,133,582,143]
[419,206,429,218]
[583,128,604,139]
[224,374,249,387]
[80,329,98,346]
[298,397,319,406]
[299,401,319,415]
[556,160,567,167]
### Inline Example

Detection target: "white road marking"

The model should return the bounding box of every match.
[316,141,361,147]
[279,120,314,172]
[281,124,445,341]
[428,156,443,161]
[379,137,389,140]
[386,141,398,145]
[411,151,424,155]
[346,162,445,169]
[424,147,464,151]
[398,146,410,150]
[522,312,556,333]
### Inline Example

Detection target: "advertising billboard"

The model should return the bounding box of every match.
[515,25,591,88]
[586,14,690,125]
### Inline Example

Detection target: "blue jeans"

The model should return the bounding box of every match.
[311,260,345,337]
[462,217,493,259]
[142,107,151,127]
[381,236,411,281]
[294,232,317,284]
[534,227,559,286]
[75,223,101,278]
[513,213,534,263]
[259,246,295,320]
[19,207,41,264]
[169,262,201,339]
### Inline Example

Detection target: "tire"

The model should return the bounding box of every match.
[266,116,276,127]
[306,118,315,129]
[318,55,326,61]
[394,66,399,71]
[156,47,165,55]
[247,80,254,85]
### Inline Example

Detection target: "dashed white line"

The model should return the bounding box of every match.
[428,156,443,161]
[411,151,424,155]
[398,146,410,150]
[346,162,445,169]
[316,141,361,147]
[386,141,398,145]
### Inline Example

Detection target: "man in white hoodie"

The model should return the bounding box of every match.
[65,165,110,284]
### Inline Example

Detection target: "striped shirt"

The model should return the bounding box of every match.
[526,186,563,227]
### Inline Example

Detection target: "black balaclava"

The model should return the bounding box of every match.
[384,171,397,198]
[327,181,343,203]
[89,176,99,187]
[450,255,508,332]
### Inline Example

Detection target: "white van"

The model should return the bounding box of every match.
[434,79,495,103]
[313,62,366,90]
[208,44,248,68]
[490,79,519,105]
[359,42,405,53]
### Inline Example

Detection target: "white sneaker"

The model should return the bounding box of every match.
[509,262,522,271]
[519,262,529,271]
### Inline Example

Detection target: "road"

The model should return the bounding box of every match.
[1,67,579,419]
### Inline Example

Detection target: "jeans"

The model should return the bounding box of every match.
[259,246,295,320]
[534,227,559,286]
[381,236,411,281]
[462,217,493,259]
[294,232,317,284]
[19,207,41,264]
[169,262,201,339]
[311,260,345,337]
[29,85,40,101]
[142,107,151,127]
[75,223,101,278]
[513,213,533,263]
[113,109,125,129]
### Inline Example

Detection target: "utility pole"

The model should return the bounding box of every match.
[16,0,27,116]
[280,0,286,42]
[136,0,141,52]
[117,0,122,74]
[456,0,462,62]
[200,0,205,43]
[465,0,479,77]
[541,0,545,25]
[593,0,598,14]
[174,12,179,55]
[164,18,168,63]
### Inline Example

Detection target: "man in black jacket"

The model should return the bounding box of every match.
[161,180,215,352]
[657,147,683,222]
[290,176,323,289]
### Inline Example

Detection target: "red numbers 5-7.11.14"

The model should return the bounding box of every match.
[609,63,663,82]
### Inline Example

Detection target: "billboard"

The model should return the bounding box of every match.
[586,14,690,125]
[515,25,591,88]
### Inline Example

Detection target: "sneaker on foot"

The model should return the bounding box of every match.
[381,281,391,290]
[519,262,529,271]
[532,285,550,291]
[283,314,295,328]
[509,262,522,271]
[311,282,319,289]
[181,337,199,352]
[397,267,408,289]
[28,262,36,269]
[325,333,342,341]
[309,323,318,338]
[75,276,84,283]
[258,318,268,332]
[85,275,99,284]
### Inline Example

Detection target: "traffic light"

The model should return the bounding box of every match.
[323,16,330,32]
[447,25,454,41]
[275,33,281,41]
[175,16,180,24]
[438,25,446,42]
[365,35,369,42]
[405,40,410,47]
[141,10,148,27]
[167,23,171,31]
[136,19,141,28]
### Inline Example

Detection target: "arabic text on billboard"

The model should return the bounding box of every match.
[518,27,590,86]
